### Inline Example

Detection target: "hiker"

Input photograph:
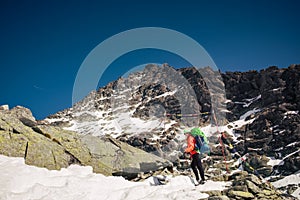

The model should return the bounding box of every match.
[220,131,240,159]
[220,132,234,151]
[184,129,205,185]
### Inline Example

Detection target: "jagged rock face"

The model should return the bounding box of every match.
[0,106,172,178]
[44,64,299,177]
[223,65,300,176]
[0,107,82,170]
[44,64,227,160]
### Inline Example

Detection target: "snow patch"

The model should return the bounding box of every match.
[234,95,261,108]
[240,108,260,120]
[272,172,300,199]
[267,157,284,166]
[284,111,299,115]
[201,110,258,140]
[0,155,232,200]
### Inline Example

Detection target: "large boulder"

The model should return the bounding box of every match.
[80,135,172,179]
[0,107,89,170]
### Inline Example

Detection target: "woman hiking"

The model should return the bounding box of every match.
[184,129,205,185]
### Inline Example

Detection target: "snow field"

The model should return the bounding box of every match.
[0,155,231,200]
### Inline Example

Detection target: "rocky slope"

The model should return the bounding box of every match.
[43,65,227,160]
[0,106,172,178]
[44,64,299,172]
[222,65,300,176]
[1,64,300,199]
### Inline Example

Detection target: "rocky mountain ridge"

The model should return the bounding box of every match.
[222,65,300,176]
[44,65,299,174]
[42,64,300,198]
[1,64,299,199]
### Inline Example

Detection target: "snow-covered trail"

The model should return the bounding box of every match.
[0,155,230,200]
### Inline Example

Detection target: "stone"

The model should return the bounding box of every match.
[80,135,172,179]
[33,125,92,165]
[211,174,228,182]
[246,180,261,194]
[262,189,274,196]
[228,190,255,199]
[208,196,230,200]
[246,174,262,185]
[204,190,222,196]
[0,130,28,157]
[229,170,248,181]
[0,105,9,111]
[25,140,70,170]
[232,185,248,192]
[9,106,36,121]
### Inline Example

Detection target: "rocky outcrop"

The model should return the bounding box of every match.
[223,65,300,176]
[221,171,297,200]
[136,167,297,199]
[0,105,9,111]
[0,106,172,178]
[80,135,172,179]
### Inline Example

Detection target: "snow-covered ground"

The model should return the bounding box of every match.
[272,172,300,199]
[0,155,231,200]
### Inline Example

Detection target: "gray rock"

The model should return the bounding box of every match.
[208,196,230,200]
[227,190,255,199]
[0,106,172,179]
[80,135,172,179]
[0,105,9,111]
[246,180,261,194]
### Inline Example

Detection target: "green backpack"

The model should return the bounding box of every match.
[191,128,210,154]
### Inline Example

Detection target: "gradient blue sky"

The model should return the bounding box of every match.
[1,0,299,119]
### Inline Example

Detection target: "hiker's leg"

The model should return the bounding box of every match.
[195,154,205,181]
[191,155,200,181]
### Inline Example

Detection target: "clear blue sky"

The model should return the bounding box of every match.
[1,0,299,119]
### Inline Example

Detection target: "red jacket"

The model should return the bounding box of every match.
[184,134,198,155]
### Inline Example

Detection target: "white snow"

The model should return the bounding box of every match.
[45,117,69,123]
[284,111,299,115]
[239,108,260,120]
[65,104,178,140]
[292,188,300,200]
[234,95,261,108]
[0,155,232,200]
[200,108,258,140]
[287,142,299,147]
[282,149,300,161]
[267,157,284,167]
[272,172,300,199]
[283,111,299,120]
[272,88,282,92]
[154,90,177,99]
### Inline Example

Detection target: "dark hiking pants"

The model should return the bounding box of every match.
[191,153,205,181]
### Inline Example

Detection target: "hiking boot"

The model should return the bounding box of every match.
[198,179,205,185]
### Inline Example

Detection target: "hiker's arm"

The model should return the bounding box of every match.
[185,136,195,153]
